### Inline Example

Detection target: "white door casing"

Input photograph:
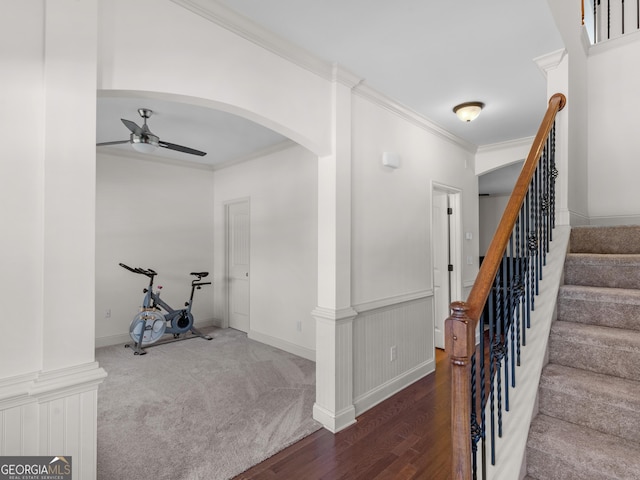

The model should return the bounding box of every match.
[432,185,463,350]
[226,200,250,332]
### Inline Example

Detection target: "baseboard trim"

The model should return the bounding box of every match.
[353,358,435,416]
[312,402,357,433]
[589,214,640,226]
[247,330,315,361]
[95,318,218,348]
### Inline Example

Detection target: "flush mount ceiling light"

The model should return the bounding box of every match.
[453,102,485,122]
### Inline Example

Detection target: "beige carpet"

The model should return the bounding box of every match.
[526,225,640,479]
[96,327,320,480]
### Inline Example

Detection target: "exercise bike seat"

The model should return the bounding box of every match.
[190,271,209,278]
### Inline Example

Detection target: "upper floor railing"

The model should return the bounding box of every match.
[446,93,566,480]
[584,0,640,43]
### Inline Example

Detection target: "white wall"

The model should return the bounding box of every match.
[98,0,333,156]
[95,152,216,346]
[479,195,510,256]
[351,95,479,304]
[547,1,590,224]
[349,91,479,411]
[0,1,44,378]
[213,145,318,358]
[588,36,640,224]
[551,0,640,225]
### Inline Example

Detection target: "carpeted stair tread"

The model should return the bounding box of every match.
[539,363,640,443]
[557,285,640,331]
[527,414,640,479]
[569,225,640,254]
[564,253,640,289]
[525,225,640,478]
[549,320,640,381]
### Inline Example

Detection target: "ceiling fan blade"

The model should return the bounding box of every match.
[97,140,130,146]
[159,141,207,157]
[121,118,143,135]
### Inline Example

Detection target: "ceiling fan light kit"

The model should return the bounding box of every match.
[97,108,207,157]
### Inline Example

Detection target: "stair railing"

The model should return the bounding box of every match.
[446,93,566,480]
[583,0,640,43]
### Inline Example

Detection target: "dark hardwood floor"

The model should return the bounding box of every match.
[235,349,451,480]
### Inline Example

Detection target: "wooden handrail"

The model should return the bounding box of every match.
[446,92,566,480]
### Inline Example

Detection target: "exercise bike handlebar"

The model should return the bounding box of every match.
[119,263,157,278]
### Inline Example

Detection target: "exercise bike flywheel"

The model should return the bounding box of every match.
[130,310,166,346]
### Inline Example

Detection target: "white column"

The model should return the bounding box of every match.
[312,65,361,433]
[535,49,570,226]
[39,3,107,479]
[42,0,100,370]
[0,3,106,479]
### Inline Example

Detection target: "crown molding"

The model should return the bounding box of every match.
[170,0,334,80]
[533,48,567,79]
[477,135,534,155]
[354,84,477,153]
[170,0,474,154]
[332,63,364,89]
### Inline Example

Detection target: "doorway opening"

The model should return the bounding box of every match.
[432,184,462,350]
[225,198,251,333]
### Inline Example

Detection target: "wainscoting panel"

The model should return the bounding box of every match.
[0,363,105,480]
[353,295,435,414]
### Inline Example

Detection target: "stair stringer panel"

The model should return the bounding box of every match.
[478,225,571,480]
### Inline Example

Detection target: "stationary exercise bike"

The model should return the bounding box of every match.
[119,263,213,355]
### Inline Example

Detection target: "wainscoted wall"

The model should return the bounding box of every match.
[352,294,435,415]
[0,364,106,480]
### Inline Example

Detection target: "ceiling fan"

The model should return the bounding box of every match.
[97,108,207,156]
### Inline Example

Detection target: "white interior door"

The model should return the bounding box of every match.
[227,200,250,332]
[433,189,451,350]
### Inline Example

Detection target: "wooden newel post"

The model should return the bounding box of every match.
[446,300,476,480]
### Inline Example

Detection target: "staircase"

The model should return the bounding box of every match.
[525,225,640,479]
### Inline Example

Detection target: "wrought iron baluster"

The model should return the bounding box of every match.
[541,145,549,268]
[546,137,552,253]
[509,235,516,388]
[503,248,511,411]
[608,0,611,38]
[529,180,538,312]
[489,278,497,466]
[525,189,532,329]
[471,352,479,480]
[550,123,558,234]
[537,160,544,282]
[480,315,487,480]
[516,216,523,361]
[498,255,508,430]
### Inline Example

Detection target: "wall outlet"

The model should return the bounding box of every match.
[296,320,302,332]
[105,308,111,318]
[390,345,397,362]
